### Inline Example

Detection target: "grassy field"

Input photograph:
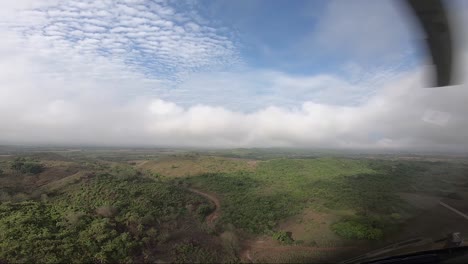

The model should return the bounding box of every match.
[0,148,467,263]
[137,155,255,177]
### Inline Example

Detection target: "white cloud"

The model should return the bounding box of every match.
[0,0,467,151]
[422,110,451,126]
[1,36,467,151]
[1,0,241,84]
[306,0,468,85]
[302,0,422,64]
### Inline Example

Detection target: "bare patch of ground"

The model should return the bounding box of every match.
[247,160,258,169]
[240,237,357,263]
[278,207,351,246]
[0,161,82,193]
[237,208,360,263]
[39,171,93,192]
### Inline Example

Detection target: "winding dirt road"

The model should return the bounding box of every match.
[188,188,221,227]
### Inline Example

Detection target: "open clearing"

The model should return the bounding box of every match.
[137,155,255,177]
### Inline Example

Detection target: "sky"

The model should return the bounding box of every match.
[0,0,467,151]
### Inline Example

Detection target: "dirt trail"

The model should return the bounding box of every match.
[240,239,357,263]
[247,245,356,252]
[187,187,354,262]
[188,188,221,226]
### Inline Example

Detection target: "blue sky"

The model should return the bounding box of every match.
[193,0,418,75]
[0,0,467,149]
[9,0,421,103]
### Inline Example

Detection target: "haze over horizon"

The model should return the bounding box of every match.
[1,0,468,151]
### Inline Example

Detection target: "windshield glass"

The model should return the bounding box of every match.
[0,0,467,263]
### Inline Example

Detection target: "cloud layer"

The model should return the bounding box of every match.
[4,0,241,84]
[1,50,467,151]
[0,0,467,151]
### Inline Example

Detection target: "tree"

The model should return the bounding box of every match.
[196,204,213,218]
[10,157,43,174]
[21,162,44,174]
[11,157,25,171]
[272,231,294,244]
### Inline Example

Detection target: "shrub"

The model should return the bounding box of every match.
[272,231,294,244]
[11,157,25,171]
[390,213,401,220]
[111,165,139,180]
[21,162,44,174]
[11,158,44,174]
[171,242,218,263]
[331,219,383,240]
[196,204,213,218]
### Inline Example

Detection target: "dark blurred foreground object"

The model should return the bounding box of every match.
[343,232,468,264]
[362,246,468,264]
[406,0,456,87]
[444,232,463,248]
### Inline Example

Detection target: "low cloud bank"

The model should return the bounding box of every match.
[1,65,467,151]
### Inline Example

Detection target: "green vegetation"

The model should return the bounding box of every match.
[0,148,467,263]
[11,157,44,174]
[184,158,383,234]
[185,157,468,239]
[183,172,295,233]
[273,230,294,244]
[197,204,214,219]
[171,242,221,263]
[331,216,386,240]
[139,155,254,177]
[0,167,224,263]
[0,201,143,263]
